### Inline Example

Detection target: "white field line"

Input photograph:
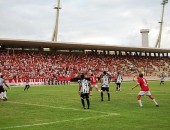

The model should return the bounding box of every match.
[0,102,119,130]
[0,114,114,130]
[7,101,120,115]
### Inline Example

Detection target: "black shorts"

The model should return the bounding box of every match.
[25,85,30,87]
[80,93,89,99]
[101,87,109,92]
[0,86,5,93]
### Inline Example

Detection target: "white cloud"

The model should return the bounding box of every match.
[0,0,170,48]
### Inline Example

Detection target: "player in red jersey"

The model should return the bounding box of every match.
[89,74,100,95]
[132,73,159,107]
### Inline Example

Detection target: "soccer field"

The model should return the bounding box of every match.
[1,81,170,130]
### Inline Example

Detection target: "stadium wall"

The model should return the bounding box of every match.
[6,76,169,86]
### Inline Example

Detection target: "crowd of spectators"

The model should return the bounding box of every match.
[0,50,169,84]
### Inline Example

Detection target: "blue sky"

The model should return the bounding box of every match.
[0,0,170,48]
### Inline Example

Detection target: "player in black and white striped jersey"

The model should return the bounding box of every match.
[100,71,111,101]
[24,78,30,91]
[0,75,10,101]
[115,72,123,91]
[78,74,91,109]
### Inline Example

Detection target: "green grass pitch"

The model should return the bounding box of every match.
[1,81,170,130]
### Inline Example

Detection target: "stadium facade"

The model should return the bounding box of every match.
[0,38,170,56]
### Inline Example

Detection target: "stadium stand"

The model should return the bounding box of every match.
[0,49,169,86]
[0,39,170,85]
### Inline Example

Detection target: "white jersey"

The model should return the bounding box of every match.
[80,79,90,93]
[160,76,164,81]
[116,75,123,83]
[101,75,109,87]
[25,80,29,85]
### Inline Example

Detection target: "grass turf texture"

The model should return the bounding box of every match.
[0,81,170,130]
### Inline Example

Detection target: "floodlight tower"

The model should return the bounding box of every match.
[155,0,168,48]
[52,0,61,42]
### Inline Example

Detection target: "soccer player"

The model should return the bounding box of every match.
[0,75,10,101]
[132,73,159,108]
[115,72,123,91]
[100,71,111,101]
[89,74,100,95]
[160,73,165,85]
[24,78,30,91]
[78,74,91,109]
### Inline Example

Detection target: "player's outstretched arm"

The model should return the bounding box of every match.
[78,85,81,95]
[132,83,139,90]
[4,81,10,89]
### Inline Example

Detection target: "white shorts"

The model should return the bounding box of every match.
[138,91,151,96]
[91,84,98,88]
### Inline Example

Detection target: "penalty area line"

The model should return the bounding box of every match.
[0,113,117,130]
[7,101,120,115]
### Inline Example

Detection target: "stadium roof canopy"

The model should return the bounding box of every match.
[0,38,170,53]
